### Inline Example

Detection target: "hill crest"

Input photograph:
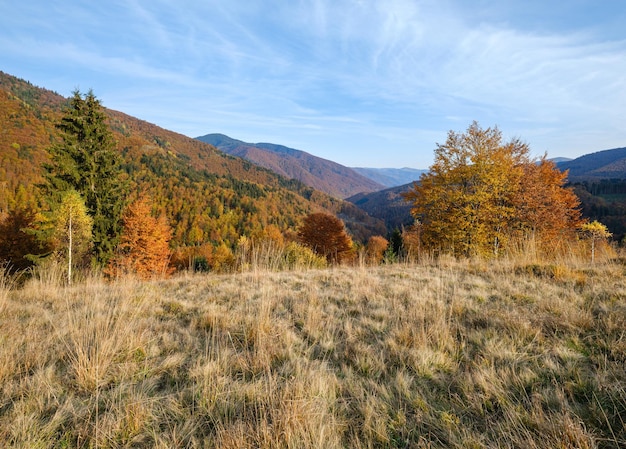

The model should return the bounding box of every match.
[196,133,385,199]
[558,147,626,181]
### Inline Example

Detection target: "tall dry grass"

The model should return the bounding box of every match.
[1,255,625,448]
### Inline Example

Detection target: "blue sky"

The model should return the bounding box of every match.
[1,1,625,168]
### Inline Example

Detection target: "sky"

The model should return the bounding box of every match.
[1,1,626,169]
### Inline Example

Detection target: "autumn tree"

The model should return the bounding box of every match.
[404,122,582,258]
[581,220,612,263]
[48,190,93,284]
[42,90,127,267]
[0,204,45,273]
[298,212,354,264]
[107,197,173,279]
[501,156,581,253]
[365,235,389,264]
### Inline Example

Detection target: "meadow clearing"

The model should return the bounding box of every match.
[0,256,625,448]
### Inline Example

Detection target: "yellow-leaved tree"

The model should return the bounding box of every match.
[106,196,173,279]
[581,220,612,263]
[403,122,582,258]
[50,190,93,284]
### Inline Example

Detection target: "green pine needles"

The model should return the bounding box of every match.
[42,90,128,267]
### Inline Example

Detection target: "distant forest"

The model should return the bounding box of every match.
[572,179,626,242]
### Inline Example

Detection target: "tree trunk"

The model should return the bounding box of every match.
[591,238,595,264]
[68,213,72,285]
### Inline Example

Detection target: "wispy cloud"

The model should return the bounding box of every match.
[2,0,625,167]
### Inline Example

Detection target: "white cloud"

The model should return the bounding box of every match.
[2,0,625,166]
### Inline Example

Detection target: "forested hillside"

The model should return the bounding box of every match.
[348,183,414,231]
[571,179,626,243]
[0,72,385,268]
[558,147,626,181]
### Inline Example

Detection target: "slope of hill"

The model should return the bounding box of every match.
[558,147,626,181]
[347,183,415,231]
[351,167,426,188]
[196,134,385,198]
[0,72,385,250]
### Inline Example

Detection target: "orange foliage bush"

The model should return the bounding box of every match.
[365,235,389,264]
[0,204,44,273]
[106,197,173,279]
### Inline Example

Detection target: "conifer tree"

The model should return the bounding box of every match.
[42,90,127,267]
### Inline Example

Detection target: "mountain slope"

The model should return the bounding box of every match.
[548,157,573,164]
[347,183,415,231]
[0,71,385,249]
[196,133,385,198]
[558,147,626,181]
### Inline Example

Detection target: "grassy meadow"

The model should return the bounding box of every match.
[1,256,625,448]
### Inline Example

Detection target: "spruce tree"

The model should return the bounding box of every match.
[42,90,127,266]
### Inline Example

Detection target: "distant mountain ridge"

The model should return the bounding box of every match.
[196,133,385,198]
[558,147,626,181]
[351,167,426,188]
[549,157,573,164]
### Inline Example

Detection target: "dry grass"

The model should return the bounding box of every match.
[1,258,625,448]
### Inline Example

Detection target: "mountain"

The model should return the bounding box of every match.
[351,167,426,188]
[548,157,573,164]
[0,71,386,252]
[347,183,415,231]
[196,134,385,198]
[558,147,626,181]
